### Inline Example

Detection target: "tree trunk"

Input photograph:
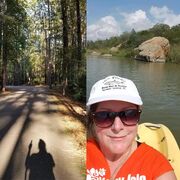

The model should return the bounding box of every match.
[1,27,7,92]
[0,0,6,91]
[76,0,82,68]
[47,0,52,89]
[44,29,48,85]
[61,0,69,95]
[0,21,3,74]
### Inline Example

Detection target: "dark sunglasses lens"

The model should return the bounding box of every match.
[93,112,113,128]
[93,109,141,127]
[122,109,141,125]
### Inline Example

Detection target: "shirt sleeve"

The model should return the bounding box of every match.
[151,149,173,178]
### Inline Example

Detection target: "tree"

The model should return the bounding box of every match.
[0,0,86,101]
[60,0,69,95]
[0,0,27,90]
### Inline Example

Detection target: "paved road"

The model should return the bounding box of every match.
[0,86,85,180]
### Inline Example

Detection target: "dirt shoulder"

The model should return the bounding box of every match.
[46,89,87,176]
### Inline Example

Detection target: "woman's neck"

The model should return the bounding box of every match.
[105,141,138,180]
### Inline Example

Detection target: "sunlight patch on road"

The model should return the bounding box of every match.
[0,107,29,178]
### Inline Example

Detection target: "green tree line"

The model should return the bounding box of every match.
[87,24,180,63]
[0,0,86,101]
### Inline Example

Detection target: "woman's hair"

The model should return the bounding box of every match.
[87,103,98,139]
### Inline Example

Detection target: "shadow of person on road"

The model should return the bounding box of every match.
[25,139,55,180]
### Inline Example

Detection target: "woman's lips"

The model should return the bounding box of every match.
[108,135,127,140]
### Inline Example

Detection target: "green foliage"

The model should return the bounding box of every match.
[68,70,86,102]
[167,44,180,63]
[0,0,29,87]
[1,0,86,101]
[111,48,135,58]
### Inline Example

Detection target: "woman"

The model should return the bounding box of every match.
[87,75,176,180]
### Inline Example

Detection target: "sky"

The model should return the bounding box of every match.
[87,0,180,41]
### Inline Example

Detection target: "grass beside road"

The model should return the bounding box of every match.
[47,89,87,177]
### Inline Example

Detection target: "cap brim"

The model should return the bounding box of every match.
[87,94,143,107]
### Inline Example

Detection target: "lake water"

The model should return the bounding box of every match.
[87,55,180,146]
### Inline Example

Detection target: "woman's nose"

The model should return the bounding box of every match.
[111,116,124,133]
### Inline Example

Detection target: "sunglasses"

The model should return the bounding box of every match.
[92,109,142,128]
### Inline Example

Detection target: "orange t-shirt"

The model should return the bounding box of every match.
[87,139,173,180]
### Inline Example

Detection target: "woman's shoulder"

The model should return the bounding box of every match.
[87,138,111,176]
[134,143,173,173]
[138,142,167,158]
[116,142,173,179]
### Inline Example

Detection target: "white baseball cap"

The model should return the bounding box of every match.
[87,75,143,107]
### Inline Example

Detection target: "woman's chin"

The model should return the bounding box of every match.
[106,142,129,155]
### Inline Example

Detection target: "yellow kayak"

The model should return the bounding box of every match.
[137,122,180,179]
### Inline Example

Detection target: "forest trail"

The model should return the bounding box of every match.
[0,86,86,180]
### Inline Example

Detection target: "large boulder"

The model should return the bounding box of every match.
[136,37,170,62]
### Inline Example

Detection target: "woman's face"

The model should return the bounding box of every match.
[94,100,139,157]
